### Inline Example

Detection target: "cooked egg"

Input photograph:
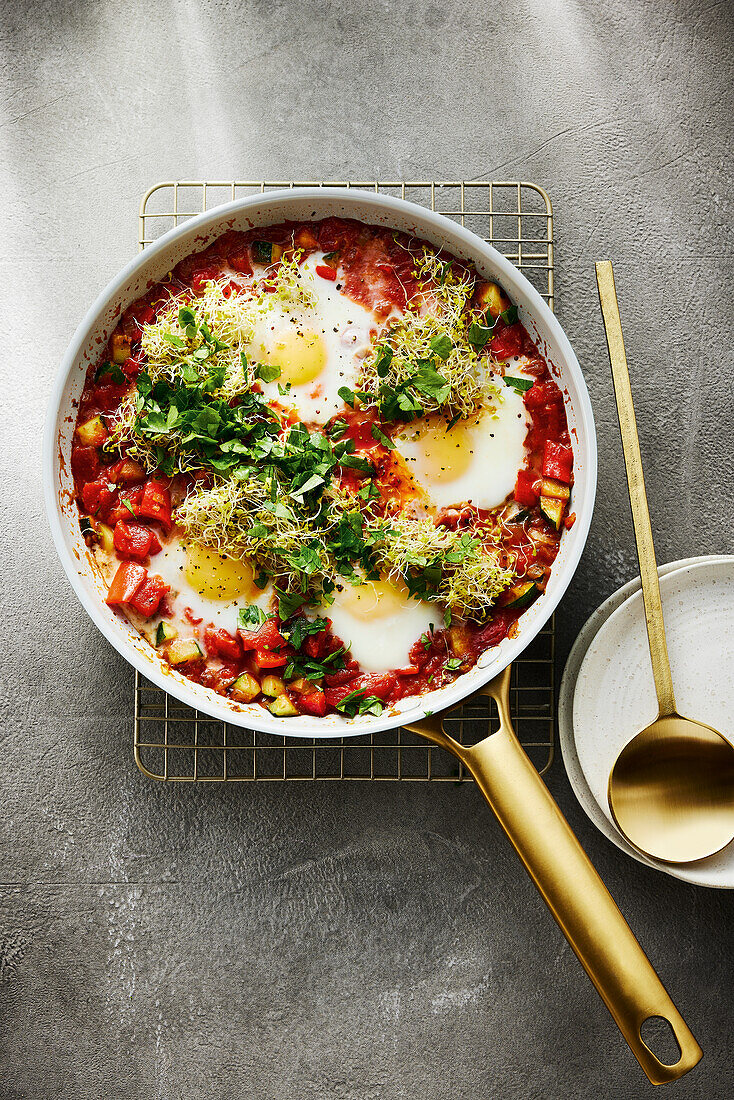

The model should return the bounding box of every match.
[249,253,378,423]
[394,382,530,510]
[152,540,272,633]
[324,577,437,673]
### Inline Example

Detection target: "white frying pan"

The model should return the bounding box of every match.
[43,190,701,1082]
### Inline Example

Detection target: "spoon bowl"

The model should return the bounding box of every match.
[609,714,734,863]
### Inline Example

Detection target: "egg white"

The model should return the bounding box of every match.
[152,541,272,635]
[249,253,378,424]
[394,376,531,511]
[323,577,437,673]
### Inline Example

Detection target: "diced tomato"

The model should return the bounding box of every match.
[238,618,286,653]
[490,321,524,359]
[139,479,172,531]
[191,265,221,294]
[71,445,100,483]
[184,607,203,625]
[129,574,169,618]
[315,264,337,281]
[524,380,564,410]
[298,690,327,717]
[106,561,146,606]
[255,648,287,668]
[228,249,253,276]
[113,521,160,561]
[108,487,143,524]
[542,440,573,483]
[81,477,116,518]
[129,303,155,329]
[200,660,239,692]
[325,672,398,709]
[476,609,515,649]
[514,468,541,507]
[323,659,360,687]
[122,356,143,380]
[564,512,577,530]
[204,627,243,661]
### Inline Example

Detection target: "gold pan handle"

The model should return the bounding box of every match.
[405,666,702,1085]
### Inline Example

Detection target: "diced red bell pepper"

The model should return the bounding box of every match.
[490,321,524,359]
[238,618,286,653]
[255,647,287,668]
[315,264,337,281]
[139,479,172,531]
[113,521,160,561]
[81,478,116,518]
[542,440,573,484]
[106,562,146,606]
[564,512,577,530]
[514,468,541,507]
[129,574,169,618]
[298,690,327,717]
[71,445,100,483]
[204,627,243,661]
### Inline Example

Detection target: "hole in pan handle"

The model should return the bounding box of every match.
[404,665,702,1085]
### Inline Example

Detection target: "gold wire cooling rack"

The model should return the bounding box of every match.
[134,180,556,782]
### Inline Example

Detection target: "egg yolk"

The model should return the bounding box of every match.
[400,417,478,483]
[262,328,326,386]
[336,578,413,619]
[184,543,258,601]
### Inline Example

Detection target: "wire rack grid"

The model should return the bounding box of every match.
[134,179,556,783]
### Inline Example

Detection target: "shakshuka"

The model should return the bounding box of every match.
[71,218,574,719]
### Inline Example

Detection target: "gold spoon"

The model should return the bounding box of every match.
[596,260,734,863]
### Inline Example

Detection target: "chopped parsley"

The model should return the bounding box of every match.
[336,690,385,718]
[504,376,533,394]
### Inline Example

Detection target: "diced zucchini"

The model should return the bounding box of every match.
[80,514,95,540]
[475,280,511,319]
[261,674,285,697]
[252,240,283,264]
[111,333,132,364]
[293,226,319,249]
[287,676,323,694]
[540,477,570,502]
[97,522,115,554]
[114,459,145,484]
[230,672,261,703]
[540,495,565,530]
[268,693,299,717]
[155,621,178,647]
[503,581,539,609]
[447,624,472,657]
[166,638,203,665]
[76,415,108,447]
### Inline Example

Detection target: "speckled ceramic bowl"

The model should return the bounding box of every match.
[44,188,596,737]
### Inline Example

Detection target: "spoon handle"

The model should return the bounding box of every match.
[596,261,677,718]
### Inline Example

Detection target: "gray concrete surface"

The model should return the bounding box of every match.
[1,0,733,1096]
